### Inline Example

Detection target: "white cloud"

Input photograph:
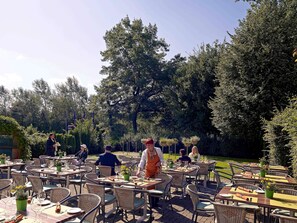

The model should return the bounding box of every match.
[0,73,23,90]
[16,54,26,60]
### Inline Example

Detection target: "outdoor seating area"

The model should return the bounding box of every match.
[0,154,296,223]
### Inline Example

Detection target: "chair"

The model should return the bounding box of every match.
[62,193,101,223]
[11,172,32,194]
[271,212,297,223]
[196,163,210,187]
[168,171,187,198]
[148,173,173,218]
[233,178,257,186]
[186,165,200,185]
[229,163,246,178]
[97,165,112,177]
[32,158,41,166]
[0,179,13,197]
[69,166,93,194]
[213,170,233,193]
[27,175,57,197]
[113,186,146,222]
[85,173,112,193]
[213,202,248,223]
[208,161,217,181]
[186,184,214,223]
[84,163,97,174]
[48,187,71,203]
[266,171,290,177]
[272,188,297,218]
[86,183,116,223]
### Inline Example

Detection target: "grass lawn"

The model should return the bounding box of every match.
[89,152,257,177]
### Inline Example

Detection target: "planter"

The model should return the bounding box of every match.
[265,190,274,199]
[56,165,62,172]
[0,158,5,164]
[260,161,265,167]
[169,162,174,168]
[123,174,130,181]
[260,170,266,177]
[16,199,27,212]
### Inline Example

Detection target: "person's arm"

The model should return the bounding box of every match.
[115,156,121,165]
[136,150,146,176]
[95,155,102,165]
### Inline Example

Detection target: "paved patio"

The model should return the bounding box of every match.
[70,182,256,223]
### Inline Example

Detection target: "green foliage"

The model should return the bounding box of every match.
[27,131,47,158]
[263,98,297,179]
[209,0,297,155]
[0,116,31,160]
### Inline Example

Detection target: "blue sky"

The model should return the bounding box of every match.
[0,0,250,95]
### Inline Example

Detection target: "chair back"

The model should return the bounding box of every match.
[198,163,209,175]
[27,175,43,194]
[84,163,97,173]
[267,171,288,177]
[273,214,297,223]
[11,172,27,186]
[114,187,135,210]
[0,179,13,196]
[25,165,41,176]
[85,173,99,184]
[169,172,186,188]
[213,202,247,223]
[229,162,245,177]
[49,187,71,203]
[233,178,256,186]
[32,158,41,166]
[276,188,297,195]
[86,183,106,205]
[156,173,173,195]
[98,165,112,177]
[79,194,101,223]
[235,183,261,191]
[186,184,200,210]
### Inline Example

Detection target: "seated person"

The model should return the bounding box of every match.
[189,146,200,162]
[176,149,191,165]
[95,145,121,175]
[73,144,88,165]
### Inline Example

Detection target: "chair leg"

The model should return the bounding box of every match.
[194,211,198,223]
[112,207,119,223]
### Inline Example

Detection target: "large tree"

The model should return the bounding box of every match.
[97,16,170,134]
[209,0,297,154]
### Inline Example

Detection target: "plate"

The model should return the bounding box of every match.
[40,200,51,206]
[255,190,265,194]
[130,176,138,180]
[0,216,5,221]
[154,178,162,181]
[219,194,233,198]
[67,208,82,214]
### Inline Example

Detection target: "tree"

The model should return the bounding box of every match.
[209,0,297,154]
[97,16,170,134]
[0,86,11,116]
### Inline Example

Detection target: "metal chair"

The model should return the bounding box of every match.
[0,179,13,197]
[48,187,71,203]
[27,175,57,197]
[69,166,93,194]
[186,184,214,223]
[229,162,246,178]
[271,212,297,223]
[168,171,187,198]
[213,202,248,223]
[213,170,233,193]
[62,193,101,223]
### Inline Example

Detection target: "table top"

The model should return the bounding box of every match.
[0,197,84,223]
[216,186,297,212]
[44,156,76,161]
[235,172,297,184]
[95,175,163,189]
[162,166,198,174]
[244,163,288,171]
[30,167,87,176]
[0,162,25,168]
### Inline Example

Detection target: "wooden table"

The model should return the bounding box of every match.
[0,197,84,223]
[0,162,25,178]
[30,167,87,188]
[244,163,288,172]
[216,186,297,218]
[234,172,297,185]
[95,175,163,223]
[162,166,198,174]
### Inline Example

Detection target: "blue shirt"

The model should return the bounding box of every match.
[95,152,121,175]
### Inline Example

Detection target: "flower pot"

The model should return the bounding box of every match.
[0,158,5,164]
[56,165,62,172]
[265,190,274,199]
[260,170,266,177]
[16,199,27,212]
[260,161,265,167]
[123,174,130,181]
[169,162,174,168]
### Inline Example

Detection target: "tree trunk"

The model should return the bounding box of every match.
[132,111,138,134]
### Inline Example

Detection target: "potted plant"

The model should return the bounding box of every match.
[121,165,132,181]
[56,160,62,172]
[259,156,269,167]
[0,154,6,164]
[167,159,174,168]
[11,185,28,212]
[58,151,64,158]
[260,164,269,177]
[261,180,277,198]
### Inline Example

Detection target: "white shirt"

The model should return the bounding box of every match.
[138,147,164,170]
[189,152,200,161]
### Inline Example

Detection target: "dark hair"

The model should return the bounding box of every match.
[180,149,186,156]
[105,145,112,151]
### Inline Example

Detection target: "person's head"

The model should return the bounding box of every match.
[145,138,154,152]
[105,145,112,153]
[191,146,199,154]
[80,144,87,151]
[180,149,186,157]
[49,133,55,139]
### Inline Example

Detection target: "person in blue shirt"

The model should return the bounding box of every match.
[176,148,191,164]
[95,145,121,175]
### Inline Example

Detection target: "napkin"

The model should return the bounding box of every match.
[237,186,253,193]
[235,193,250,201]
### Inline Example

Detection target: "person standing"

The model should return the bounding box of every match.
[95,146,121,175]
[136,138,164,178]
[45,133,56,157]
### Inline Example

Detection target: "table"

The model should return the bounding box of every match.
[162,166,197,174]
[0,162,25,179]
[30,167,87,188]
[0,197,84,223]
[216,186,297,218]
[95,175,163,223]
[244,163,288,172]
[44,156,76,161]
[234,172,297,185]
